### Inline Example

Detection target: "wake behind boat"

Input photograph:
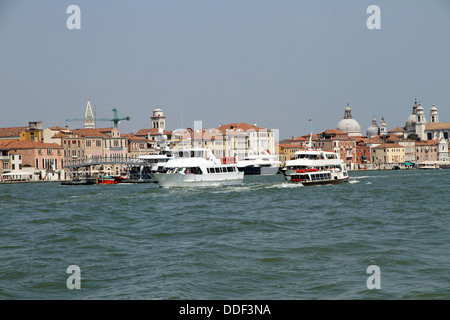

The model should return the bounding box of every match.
[149,148,244,187]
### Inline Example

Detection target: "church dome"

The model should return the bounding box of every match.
[405,113,416,129]
[336,103,362,136]
[366,116,379,138]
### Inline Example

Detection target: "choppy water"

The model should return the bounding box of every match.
[0,169,449,299]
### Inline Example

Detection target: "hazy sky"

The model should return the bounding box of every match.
[1,0,449,139]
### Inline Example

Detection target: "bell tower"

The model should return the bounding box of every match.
[84,98,95,129]
[415,103,426,140]
[151,107,166,130]
[430,104,439,123]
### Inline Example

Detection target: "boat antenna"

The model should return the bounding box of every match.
[308,118,313,149]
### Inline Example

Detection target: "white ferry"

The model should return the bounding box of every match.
[236,151,281,175]
[282,148,349,185]
[149,148,244,187]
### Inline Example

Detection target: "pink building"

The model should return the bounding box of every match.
[0,140,64,180]
[415,140,439,162]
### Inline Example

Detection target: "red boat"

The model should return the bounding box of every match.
[97,176,127,184]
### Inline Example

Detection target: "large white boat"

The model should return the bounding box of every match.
[149,148,244,187]
[236,151,281,175]
[282,147,349,185]
[138,152,174,173]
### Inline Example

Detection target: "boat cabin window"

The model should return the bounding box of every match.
[205,166,237,173]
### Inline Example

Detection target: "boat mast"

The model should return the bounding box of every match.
[307,119,313,149]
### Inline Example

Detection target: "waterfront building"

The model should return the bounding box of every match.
[438,138,449,161]
[0,140,64,181]
[215,123,277,161]
[0,127,26,141]
[54,127,129,178]
[0,141,11,175]
[19,121,44,142]
[43,126,71,145]
[371,143,405,168]
[278,143,303,166]
[387,135,416,163]
[336,103,362,136]
[166,122,276,163]
[0,122,44,142]
[391,100,450,143]
[191,128,228,159]
[415,140,439,163]
[315,129,358,170]
[355,139,372,170]
[125,134,154,159]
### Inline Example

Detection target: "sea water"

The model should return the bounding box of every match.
[0,169,449,299]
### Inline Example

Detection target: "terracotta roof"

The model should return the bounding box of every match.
[388,127,406,132]
[425,122,450,130]
[135,128,171,136]
[0,127,27,138]
[416,140,439,146]
[123,134,149,141]
[216,123,269,132]
[0,140,63,150]
[71,128,115,137]
[372,143,404,149]
[279,143,303,149]
[387,135,401,141]
[319,129,347,135]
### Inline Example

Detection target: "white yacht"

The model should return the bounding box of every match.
[282,146,349,185]
[138,152,174,173]
[236,151,281,175]
[149,148,244,187]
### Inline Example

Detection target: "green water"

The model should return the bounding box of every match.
[0,170,449,299]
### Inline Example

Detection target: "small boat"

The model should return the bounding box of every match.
[97,176,127,184]
[236,150,281,175]
[150,148,244,187]
[418,162,440,170]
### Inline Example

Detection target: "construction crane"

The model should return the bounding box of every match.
[96,108,131,128]
[66,108,131,128]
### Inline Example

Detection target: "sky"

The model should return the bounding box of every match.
[1,0,449,139]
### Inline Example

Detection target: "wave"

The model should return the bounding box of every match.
[265,183,304,189]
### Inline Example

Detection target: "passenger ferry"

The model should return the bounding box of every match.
[282,147,349,185]
[236,151,281,175]
[149,148,244,187]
